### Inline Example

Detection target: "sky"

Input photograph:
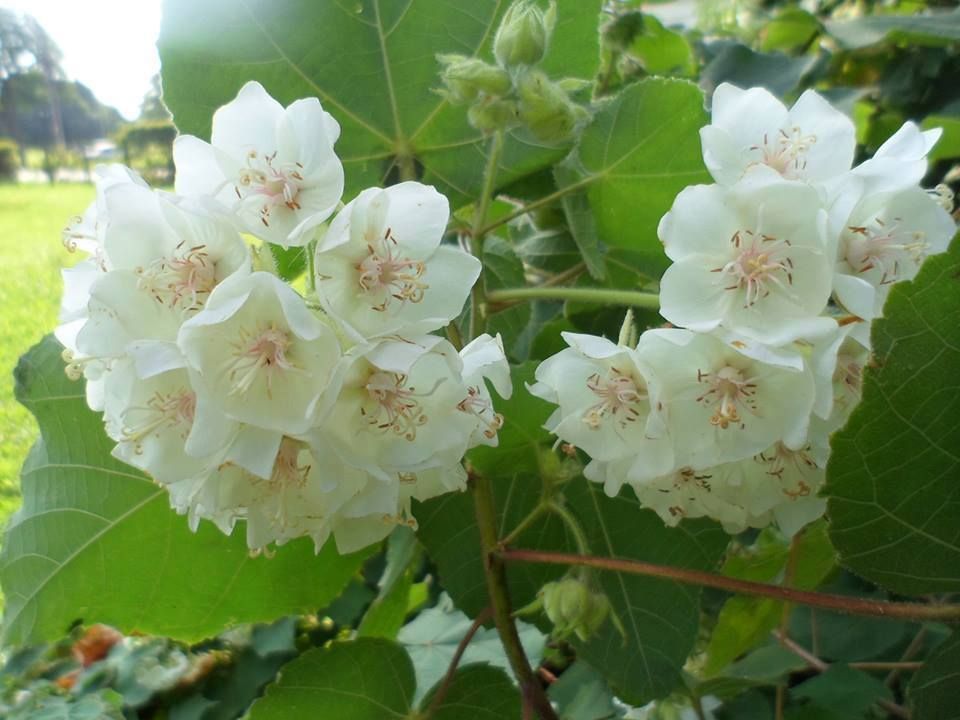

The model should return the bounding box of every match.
[3,0,163,120]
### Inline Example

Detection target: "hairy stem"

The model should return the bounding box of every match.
[473,475,558,720]
[487,286,661,309]
[424,606,493,718]
[499,549,960,622]
[468,130,505,340]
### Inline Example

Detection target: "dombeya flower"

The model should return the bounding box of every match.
[700,83,856,187]
[314,182,480,340]
[658,179,835,345]
[174,81,344,247]
[178,271,342,437]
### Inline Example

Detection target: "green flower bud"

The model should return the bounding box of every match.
[467,97,519,134]
[539,576,611,642]
[494,0,556,69]
[437,54,512,104]
[516,69,588,143]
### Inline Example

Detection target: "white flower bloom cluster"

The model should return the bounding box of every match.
[532,83,955,536]
[56,81,508,554]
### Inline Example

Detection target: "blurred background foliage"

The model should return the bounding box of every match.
[1,0,959,718]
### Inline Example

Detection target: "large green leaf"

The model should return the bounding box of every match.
[556,78,710,279]
[909,631,960,720]
[826,10,960,49]
[824,245,960,595]
[248,637,520,719]
[0,336,369,645]
[158,0,601,207]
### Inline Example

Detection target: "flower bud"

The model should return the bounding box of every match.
[539,576,612,642]
[516,69,588,143]
[437,54,512,104]
[494,0,556,68]
[467,97,519,134]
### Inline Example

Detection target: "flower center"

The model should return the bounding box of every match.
[136,243,217,313]
[665,468,714,520]
[226,322,298,397]
[120,387,196,454]
[750,126,816,178]
[755,442,817,498]
[717,230,795,308]
[361,370,430,441]
[236,150,304,227]
[457,385,505,439]
[844,218,929,285]
[696,364,758,429]
[582,367,646,429]
[356,226,428,312]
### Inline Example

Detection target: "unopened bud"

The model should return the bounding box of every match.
[539,576,612,642]
[467,97,519,134]
[437,54,512,104]
[516,69,588,143]
[494,0,556,68]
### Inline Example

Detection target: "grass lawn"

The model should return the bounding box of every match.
[0,183,93,523]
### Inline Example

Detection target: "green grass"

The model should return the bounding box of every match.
[0,183,93,522]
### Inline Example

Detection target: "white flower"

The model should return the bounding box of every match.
[321,336,484,477]
[174,81,344,247]
[637,329,815,468]
[178,271,342,438]
[852,122,943,194]
[658,180,835,344]
[529,332,673,492]
[314,182,481,341]
[700,83,856,187]
[833,186,955,322]
[459,333,512,448]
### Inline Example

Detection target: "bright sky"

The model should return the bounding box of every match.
[3,0,163,120]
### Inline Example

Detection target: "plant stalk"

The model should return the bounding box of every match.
[473,476,558,720]
[424,606,493,718]
[477,175,597,237]
[487,286,661,309]
[499,549,960,622]
[468,130,505,340]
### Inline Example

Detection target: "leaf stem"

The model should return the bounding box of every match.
[472,475,558,720]
[498,549,960,622]
[468,130,505,340]
[478,175,597,237]
[424,606,493,718]
[498,503,551,550]
[487,286,661,309]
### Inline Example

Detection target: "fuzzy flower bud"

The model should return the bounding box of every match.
[516,69,587,143]
[437,54,512,104]
[494,0,556,68]
[540,577,612,642]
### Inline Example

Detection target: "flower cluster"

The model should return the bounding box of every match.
[57,81,509,554]
[532,83,955,536]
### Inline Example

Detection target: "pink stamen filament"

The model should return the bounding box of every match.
[356,226,428,312]
[716,230,795,308]
[696,365,759,429]
[582,367,646,429]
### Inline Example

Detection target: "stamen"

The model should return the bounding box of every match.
[135,241,217,313]
[581,367,646,429]
[457,385,504,439]
[756,442,817,498]
[749,126,817,178]
[234,150,304,227]
[696,365,759,429]
[120,388,196,454]
[845,217,929,285]
[361,370,436,441]
[224,322,300,398]
[355,227,429,312]
[716,229,796,308]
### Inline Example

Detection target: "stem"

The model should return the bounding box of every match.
[477,175,596,237]
[852,661,923,672]
[887,627,927,688]
[468,130,505,341]
[499,503,551,550]
[305,240,317,296]
[499,549,960,622]
[424,606,493,718]
[473,476,558,720]
[775,631,911,719]
[396,151,417,182]
[545,502,590,556]
[487,286,661,310]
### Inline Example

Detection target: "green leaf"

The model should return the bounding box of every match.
[553,164,605,280]
[567,481,729,705]
[420,664,522,720]
[629,14,695,77]
[826,10,960,50]
[158,0,601,207]
[267,243,308,282]
[547,661,618,720]
[824,244,960,595]
[922,115,960,162]
[759,9,821,54]
[701,42,818,98]
[791,665,892,718]
[556,78,710,278]
[0,336,370,645]
[358,527,419,639]
[485,237,534,362]
[909,631,960,720]
[248,638,414,719]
